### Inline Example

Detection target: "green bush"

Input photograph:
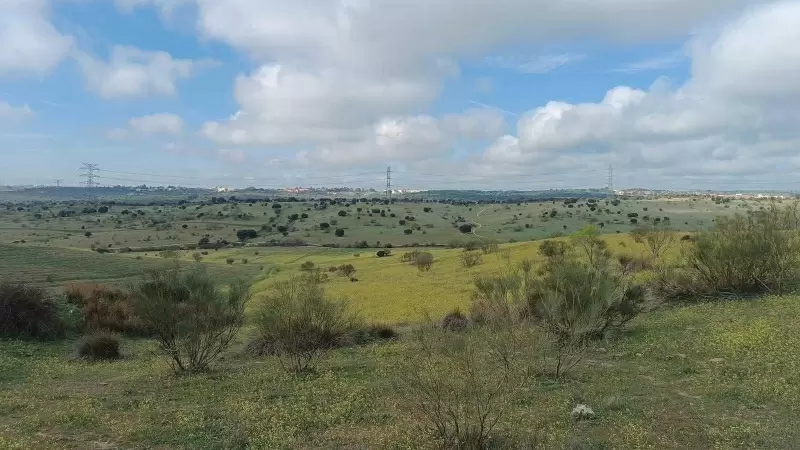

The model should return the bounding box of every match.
[441,309,469,331]
[412,252,434,272]
[0,282,66,339]
[299,261,315,272]
[253,275,360,373]
[75,331,122,361]
[538,240,570,260]
[684,203,800,295]
[130,266,250,373]
[459,250,483,268]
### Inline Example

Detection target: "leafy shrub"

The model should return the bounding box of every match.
[64,283,144,335]
[192,252,203,262]
[130,266,250,373]
[226,257,235,265]
[0,282,65,339]
[253,275,359,373]
[412,252,434,272]
[236,229,258,241]
[335,228,345,237]
[458,223,473,233]
[684,203,800,295]
[538,240,570,260]
[480,241,499,254]
[400,250,420,262]
[75,331,122,361]
[376,250,387,257]
[336,264,356,277]
[404,229,413,235]
[460,251,483,268]
[300,261,315,272]
[441,309,469,331]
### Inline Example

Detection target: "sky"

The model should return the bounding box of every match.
[1,0,800,191]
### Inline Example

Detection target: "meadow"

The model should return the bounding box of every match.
[2,195,798,449]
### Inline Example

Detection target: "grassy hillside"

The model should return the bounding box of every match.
[1,294,798,448]
[0,197,749,251]
[0,244,260,287]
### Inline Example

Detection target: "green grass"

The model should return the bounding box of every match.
[0,244,261,287]
[2,295,799,449]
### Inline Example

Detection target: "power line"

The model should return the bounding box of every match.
[80,163,99,188]
[607,164,614,196]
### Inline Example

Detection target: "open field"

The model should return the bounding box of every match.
[3,195,799,448]
[2,293,799,448]
[0,197,754,251]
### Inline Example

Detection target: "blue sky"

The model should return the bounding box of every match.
[2,1,799,191]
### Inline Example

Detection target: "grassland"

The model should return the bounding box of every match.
[0,197,752,251]
[2,196,798,448]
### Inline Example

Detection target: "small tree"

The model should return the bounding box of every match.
[570,225,609,267]
[130,266,250,373]
[642,226,676,261]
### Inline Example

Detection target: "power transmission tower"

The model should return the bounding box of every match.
[80,163,99,188]
[54,179,63,188]
[607,164,614,196]
[385,165,392,201]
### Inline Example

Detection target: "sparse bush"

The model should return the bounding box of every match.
[130,266,250,373]
[399,326,536,449]
[480,241,499,254]
[300,261,315,272]
[75,331,122,361]
[0,283,65,339]
[253,275,360,373]
[400,250,420,262]
[336,264,356,277]
[226,257,235,265]
[192,252,203,262]
[441,309,469,331]
[460,251,483,268]
[64,283,144,335]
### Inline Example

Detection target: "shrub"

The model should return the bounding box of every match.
[300,261,315,272]
[335,228,345,237]
[570,225,609,267]
[226,257,235,265]
[399,219,406,225]
[480,241,499,254]
[236,229,258,241]
[528,259,644,377]
[241,258,249,264]
[376,250,387,257]
[130,266,250,373]
[0,283,65,339]
[441,309,469,331]
[399,326,535,449]
[64,283,144,335]
[404,229,413,235]
[412,251,434,272]
[683,203,800,295]
[253,275,360,373]
[458,223,473,233]
[460,251,483,268]
[192,252,203,262]
[75,331,122,361]
[336,264,356,277]
[538,240,570,260]
[400,250,420,262]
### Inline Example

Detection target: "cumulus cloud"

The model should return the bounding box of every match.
[0,0,73,75]
[76,46,215,99]
[480,1,800,184]
[195,0,767,168]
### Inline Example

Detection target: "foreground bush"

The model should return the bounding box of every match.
[64,283,145,335]
[684,203,800,295]
[130,266,250,374]
[400,326,537,449]
[254,275,360,373]
[0,282,65,339]
[75,331,122,361]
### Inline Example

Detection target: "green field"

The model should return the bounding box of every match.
[2,195,798,448]
[0,197,751,251]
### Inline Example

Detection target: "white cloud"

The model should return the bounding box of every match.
[195,0,767,167]
[107,113,184,140]
[0,0,73,75]
[480,0,800,184]
[76,46,214,99]
[114,0,190,16]
[129,113,184,135]
[0,102,34,120]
